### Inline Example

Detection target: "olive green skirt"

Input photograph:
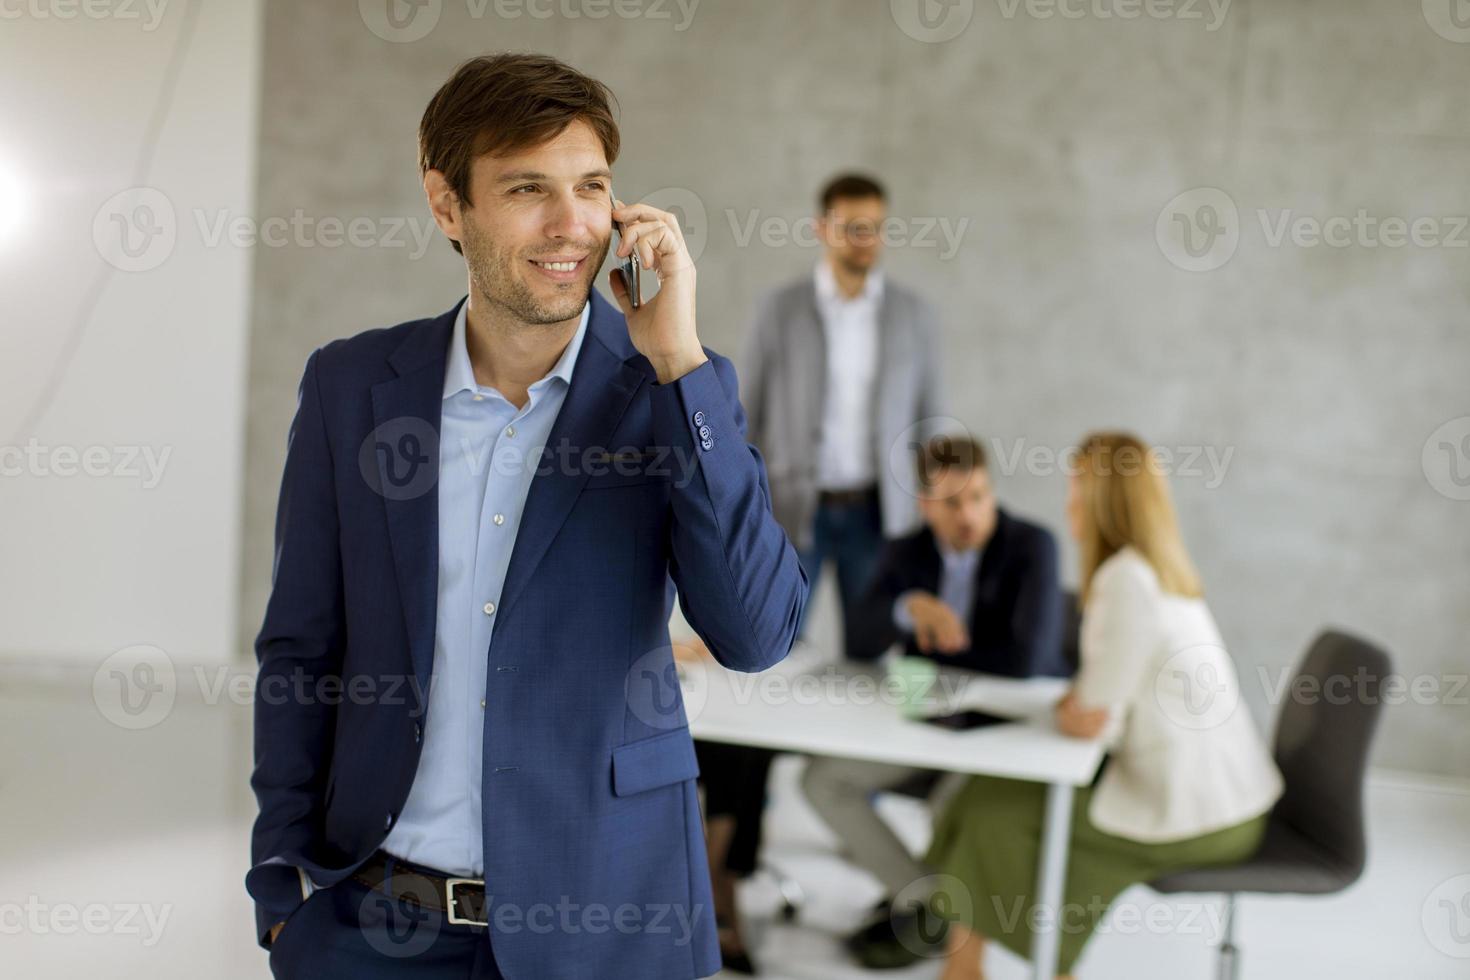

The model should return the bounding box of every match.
[923,774,1268,974]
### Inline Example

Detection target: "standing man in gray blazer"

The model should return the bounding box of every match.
[740,174,944,657]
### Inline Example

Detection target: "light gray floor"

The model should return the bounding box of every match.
[2,668,1467,979]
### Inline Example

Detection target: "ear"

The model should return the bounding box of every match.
[423,169,463,249]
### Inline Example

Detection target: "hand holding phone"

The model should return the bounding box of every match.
[607,195,706,384]
[611,193,640,309]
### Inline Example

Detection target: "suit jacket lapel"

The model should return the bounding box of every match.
[496,292,646,625]
[973,509,1011,609]
[915,527,943,594]
[371,302,457,699]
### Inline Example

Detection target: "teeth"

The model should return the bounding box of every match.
[534,260,578,271]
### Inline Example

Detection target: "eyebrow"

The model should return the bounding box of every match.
[493,168,613,185]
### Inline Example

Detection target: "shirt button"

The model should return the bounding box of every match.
[480,699,486,709]
[483,602,496,615]
[505,425,516,437]
[493,513,505,526]
[384,813,394,829]
[473,394,484,402]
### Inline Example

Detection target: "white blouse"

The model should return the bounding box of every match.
[1075,547,1284,843]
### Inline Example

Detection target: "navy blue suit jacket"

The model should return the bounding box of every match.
[850,508,1070,678]
[246,292,807,978]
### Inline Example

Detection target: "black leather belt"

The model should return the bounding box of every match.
[351,850,488,927]
[817,484,878,507]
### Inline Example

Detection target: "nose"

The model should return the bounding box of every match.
[542,189,592,241]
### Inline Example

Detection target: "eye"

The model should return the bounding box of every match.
[509,184,539,195]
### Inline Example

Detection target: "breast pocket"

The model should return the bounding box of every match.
[582,449,666,490]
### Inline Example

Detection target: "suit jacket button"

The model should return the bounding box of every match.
[692,411,705,426]
[384,813,394,829]
[697,424,711,440]
[413,723,422,743]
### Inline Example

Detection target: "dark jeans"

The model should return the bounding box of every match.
[796,487,885,661]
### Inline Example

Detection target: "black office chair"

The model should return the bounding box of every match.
[1148,629,1391,979]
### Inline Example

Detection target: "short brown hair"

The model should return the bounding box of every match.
[419,53,621,254]
[819,173,886,213]
[915,434,986,491]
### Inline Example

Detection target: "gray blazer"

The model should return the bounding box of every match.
[739,274,944,551]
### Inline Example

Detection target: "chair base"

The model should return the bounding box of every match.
[1214,894,1239,980]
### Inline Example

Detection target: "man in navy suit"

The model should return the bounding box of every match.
[800,434,1067,966]
[246,53,807,979]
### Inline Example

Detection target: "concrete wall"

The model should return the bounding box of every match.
[241,0,1470,776]
[2,0,261,665]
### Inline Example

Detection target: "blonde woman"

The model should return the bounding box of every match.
[924,432,1283,980]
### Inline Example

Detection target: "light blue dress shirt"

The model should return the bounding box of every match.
[894,543,982,633]
[380,297,589,877]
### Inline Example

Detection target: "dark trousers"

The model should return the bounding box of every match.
[267,863,504,979]
[795,486,885,660]
[694,740,776,877]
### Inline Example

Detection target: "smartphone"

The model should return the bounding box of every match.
[611,194,641,309]
[920,709,1012,731]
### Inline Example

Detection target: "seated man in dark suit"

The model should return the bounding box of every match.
[849,435,1068,675]
[801,433,1070,965]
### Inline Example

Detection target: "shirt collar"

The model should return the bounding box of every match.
[442,297,589,401]
[936,540,982,572]
[814,258,884,306]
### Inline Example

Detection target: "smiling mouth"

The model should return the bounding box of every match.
[528,257,585,274]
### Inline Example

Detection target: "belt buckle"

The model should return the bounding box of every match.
[444,877,487,926]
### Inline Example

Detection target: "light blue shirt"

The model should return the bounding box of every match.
[894,542,982,633]
[381,297,588,877]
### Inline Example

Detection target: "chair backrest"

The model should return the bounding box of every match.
[1269,629,1391,883]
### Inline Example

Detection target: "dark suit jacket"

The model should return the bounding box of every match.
[246,292,808,979]
[850,508,1070,678]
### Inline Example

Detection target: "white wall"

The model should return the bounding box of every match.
[0,0,262,664]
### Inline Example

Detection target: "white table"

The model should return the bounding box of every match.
[682,646,1105,979]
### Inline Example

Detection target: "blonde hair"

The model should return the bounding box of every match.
[1073,431,1203,603]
